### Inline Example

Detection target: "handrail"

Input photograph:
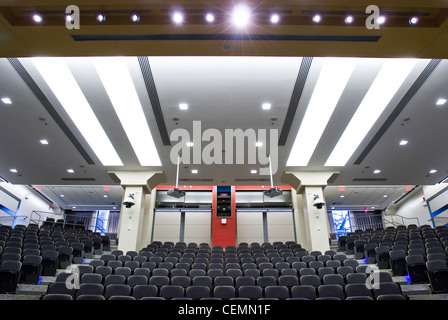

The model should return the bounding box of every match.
[383,214,420,227]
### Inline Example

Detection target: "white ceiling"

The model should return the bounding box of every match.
[1,55,448,211]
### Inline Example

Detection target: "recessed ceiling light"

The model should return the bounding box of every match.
[131,14,140,22]
[399,140,409,146]
[340,195,345,198]
[383,194,388,197]
[96,13,106,22]
[262,103,271,110]
[72,206,77,209]
[325,58,417,166]
[270,14,280,24]
[436,98,447,106]
[287,58,357,166]
[103,195,108,198]
[251,169,257,174]
[205,13,215,23]
[40,139,49,145]
[172,12,184,24]
[232,4,251,28]
[409,16,419,25]
[191,169,198,174]
[32,57,124,166]
[429,169,438,174]
[344,16,354,24]
[60,194,64,197]
[92,57,162,166]
[33,14,43,23]
[67,169,75,174]
[312,14,322,23]
[179,103,188,110]
[373,169,381,174]
[9,169,18,173]
[255,141,263,147]
[377,16,386,25]
[1,97,12,104]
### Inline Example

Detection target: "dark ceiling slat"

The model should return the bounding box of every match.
[137,56,171,146]
[353,58,442,165]
[7,58,96,165]
[278,57,313,146]
[72,34,381,42]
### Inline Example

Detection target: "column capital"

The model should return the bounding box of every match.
[282,171,339,194]
[108,170,166,193]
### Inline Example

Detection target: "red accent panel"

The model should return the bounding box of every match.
[211,186,236,248]
[234,185,292,190]
[155,185,214,190]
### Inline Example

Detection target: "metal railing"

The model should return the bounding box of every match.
[28,210,113,236]
[428,216,448,227]
[383,214,420,228]
[0,215,30,226]
[329,211,422,237]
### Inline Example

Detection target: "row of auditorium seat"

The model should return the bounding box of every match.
[339,225,448,293]
[40,237,407,300]
[0,223,111,292]
[44,282,405,300]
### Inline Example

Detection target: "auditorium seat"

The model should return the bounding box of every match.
[238,285,263,300]
[186,285,211,299]
[426,260,448,293]
[318,284,345,300]
[104,284,131,299]
[0,260,22,293]
[264,285,289,299]
[159,285,185,299]
[19,254,42,284]
[214,285,235,299]
[389,250,407,276]
[290,285,316,300]
[406,255,428,284]
[132,284,158,299]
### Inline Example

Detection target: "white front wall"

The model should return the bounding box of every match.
[267,211,295,244]
[184,211,211,245]
[236,211,264,245]
[152,210,181,244]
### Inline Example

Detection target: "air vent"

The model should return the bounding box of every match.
[61,178,97,181]
[179,178,213,182]
[352,178,387,182]
[234,178,270,182]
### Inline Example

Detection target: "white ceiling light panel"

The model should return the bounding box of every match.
[286,57,357,166]
[31,57,124,166]
[92,57,161,166]
[325,58,418,167]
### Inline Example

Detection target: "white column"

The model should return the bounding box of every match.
[283,171,339,253]
[302,186,330,252]
[108,171,165,253]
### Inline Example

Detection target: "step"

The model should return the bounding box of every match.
[392,276,409,285]
[39,276,56,285]
[409,293,448,300]
[0,294,42,300]
[399,283,431,296]
[16,283,48,296]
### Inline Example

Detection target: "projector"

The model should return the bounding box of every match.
[263,187,283,198]
[167,188,186,198]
